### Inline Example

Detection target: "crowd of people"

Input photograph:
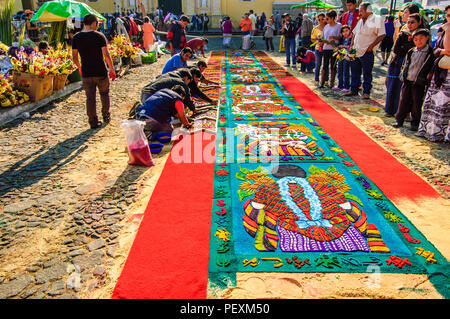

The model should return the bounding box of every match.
[230,2,448,143]
[16,1,448,143]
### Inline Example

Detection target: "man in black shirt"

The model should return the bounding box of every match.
[72,14,116,129]
[281,13,297,68]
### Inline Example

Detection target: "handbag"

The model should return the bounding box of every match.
[438,54,450,70]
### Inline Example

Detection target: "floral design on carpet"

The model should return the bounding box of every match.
[238,164,388,253]
[234,121,325,160]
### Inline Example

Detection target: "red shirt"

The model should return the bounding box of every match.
[186,38,205,55]
[341,10,360,31]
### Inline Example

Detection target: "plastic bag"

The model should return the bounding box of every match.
[121,120,154,167]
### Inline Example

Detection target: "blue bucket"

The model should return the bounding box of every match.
[149,143,164,154]
[156,132,172,143]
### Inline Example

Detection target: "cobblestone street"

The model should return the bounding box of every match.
[0,55,171,299]
[0,47,448,299]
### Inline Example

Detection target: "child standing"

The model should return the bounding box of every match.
[263,20,275,52]
[393,29,435,131]
[335,25,352,91]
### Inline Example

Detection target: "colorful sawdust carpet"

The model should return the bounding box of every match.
[208,50,449,298]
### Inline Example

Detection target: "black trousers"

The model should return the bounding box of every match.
[265,37,274,51]
[395,80,427,127]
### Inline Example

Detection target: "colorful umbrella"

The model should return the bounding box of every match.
[401,2,423,10]
[30,0,105,23]
[163,12,171,24]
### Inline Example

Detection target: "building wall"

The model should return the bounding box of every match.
[78,0,157,14]
[182,0,304,28]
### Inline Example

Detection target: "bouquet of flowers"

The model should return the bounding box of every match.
[333,46,357,62]
[10,44,77,77]
[0,73,29,107]
[10,48,57,77]
[46,44,77,75]
[310,36,336,52]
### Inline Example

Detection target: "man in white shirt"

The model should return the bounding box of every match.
[346,2,385,99]
[249,10,257,36]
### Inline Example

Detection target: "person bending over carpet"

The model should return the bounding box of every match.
[161,47,194,74]
[140,69,195,114]
[136,85,193,140]
[194,60,221,88]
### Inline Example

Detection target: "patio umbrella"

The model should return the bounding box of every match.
[290,0,340,10]
[401,2,423,9]
[30,0,105,23]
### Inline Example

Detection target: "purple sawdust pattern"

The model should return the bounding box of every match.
[279,226,370,252]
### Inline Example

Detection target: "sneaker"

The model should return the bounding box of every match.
[332,86,341,90]
[392,122,403,128]
[341,88,350,93]
[363,93,371,99]
[345,91,358,96]
[384,113,394,117]
[90,121,103,129]
[103,114,111,124]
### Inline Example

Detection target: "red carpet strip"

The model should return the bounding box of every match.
[112,133,215,299]
[276,75,441,202]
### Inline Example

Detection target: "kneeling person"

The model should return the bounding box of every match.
[136,85,193,140]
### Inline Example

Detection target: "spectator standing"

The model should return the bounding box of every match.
[191,14,197,31]
[142,16,156,52]
[282,13,297,68]
[417,7,450,142]
[203,14,209,32]
[116,16,130,39]
[221,16,234,48]
[166,15,190,55]
[301,13,314,48]
[275,12,281,35]
[197,14,203,31]
[347,3,385,99]
[381,16,395,65]
[384,13,423,116]
[320,10,341,88]
[72,14,116,129]
[264,19,275,52]
[240,13,253,49]
[249,10,257,37]
[25,10,39,42]
[393,29,435,131]
[336,25,353,91]
[341,0,360,31]
[311,13,326,84]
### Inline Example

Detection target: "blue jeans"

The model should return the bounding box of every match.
[384,58,404,115]
[300,60,315,72]
[284,37,296,66]
[338,59,350,89]
[314,50,323,82]
[350,51,374,94]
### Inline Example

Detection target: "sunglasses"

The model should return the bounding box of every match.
[407,21,417,24]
